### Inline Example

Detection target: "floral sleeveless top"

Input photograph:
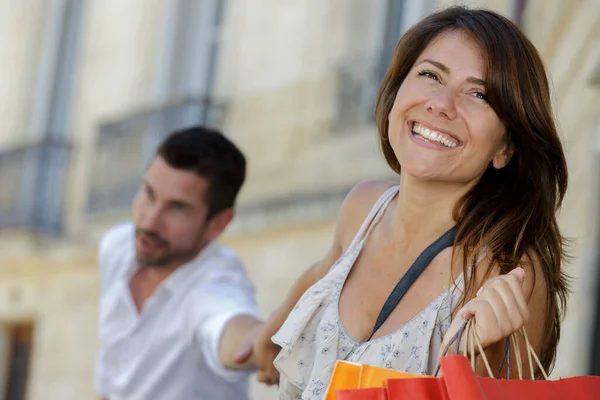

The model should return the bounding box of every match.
[271,185,469,399]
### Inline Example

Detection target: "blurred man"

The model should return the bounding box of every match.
[95,126,263,400]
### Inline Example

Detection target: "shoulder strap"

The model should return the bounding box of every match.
[346,185,399,252]
[368,225,458,340]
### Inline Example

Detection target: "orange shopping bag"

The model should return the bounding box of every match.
[325,361,362,400]
[326,360,429,400]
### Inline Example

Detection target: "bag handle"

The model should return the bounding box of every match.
[436,319,549,380]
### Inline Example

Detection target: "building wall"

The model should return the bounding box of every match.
[0,0,598,399]
[0,1,166,398]
[523,0,600,377]
[0,249,98,399]
[0,1,46,146]
[65,0,165,235]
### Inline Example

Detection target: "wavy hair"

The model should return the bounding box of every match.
[374,6,569,375]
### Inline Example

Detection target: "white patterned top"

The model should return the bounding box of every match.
[272,185,468,399]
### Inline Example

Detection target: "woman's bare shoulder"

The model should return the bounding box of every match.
[335,180,397,248]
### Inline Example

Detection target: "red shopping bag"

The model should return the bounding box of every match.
[386,374,450,399]
[385,355,600,399]
[336,321,600,399]
[384,320,600,400]
[385,355,482,400]
[336,387,388,400]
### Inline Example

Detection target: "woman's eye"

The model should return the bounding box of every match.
[472,91,487,101]
[418,70,440,81]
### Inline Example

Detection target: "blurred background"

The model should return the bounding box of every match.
[0,0,598,399]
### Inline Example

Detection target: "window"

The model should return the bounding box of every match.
[0,0,85,235]
[333,0,434,132]
[3,324,34,400]
[88,99,222,214]
[86,1,227,215]
[154,0,225,105]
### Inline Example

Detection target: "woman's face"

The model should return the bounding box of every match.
[388,30,512,184]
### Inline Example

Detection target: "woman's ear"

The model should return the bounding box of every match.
[492,134,515,169]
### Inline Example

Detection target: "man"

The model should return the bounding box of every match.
[95,126,263,399]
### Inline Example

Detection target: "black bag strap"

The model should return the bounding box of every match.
[368,226,458,340]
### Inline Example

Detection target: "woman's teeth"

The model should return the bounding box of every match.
[412,123,458,148]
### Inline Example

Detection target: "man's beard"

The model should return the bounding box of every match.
[137,253,175,269]
[135,228,205,269]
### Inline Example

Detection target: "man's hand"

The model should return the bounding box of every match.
[218,315,264,371]
[234,326,281,386]
[232,323,262,367]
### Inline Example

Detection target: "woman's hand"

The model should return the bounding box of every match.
[442,267,529,354]
[254,327,282,385]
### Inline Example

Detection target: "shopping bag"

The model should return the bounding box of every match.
[433,354,600,400]
[335,387,388,400]
[326,360,427,400]
[385,320,600,400]
[326,361,361,400]
[358,363,429,388]
[386,373,450,399]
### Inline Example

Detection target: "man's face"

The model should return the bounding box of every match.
[132,156,213,269]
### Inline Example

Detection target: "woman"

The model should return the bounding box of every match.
[245,6,569,398]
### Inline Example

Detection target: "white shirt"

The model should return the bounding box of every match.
[95,223,260,400]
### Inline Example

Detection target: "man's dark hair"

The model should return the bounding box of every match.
[157,126,246,218]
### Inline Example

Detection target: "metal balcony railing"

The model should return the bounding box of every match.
[87,97,223,214]
[0,139,70,235]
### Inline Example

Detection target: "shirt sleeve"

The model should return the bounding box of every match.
[193,258,261,381]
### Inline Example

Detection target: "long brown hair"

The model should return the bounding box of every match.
[374,6,569,375]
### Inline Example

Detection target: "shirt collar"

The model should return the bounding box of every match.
[162,241,219,294]
[121,240,220,295]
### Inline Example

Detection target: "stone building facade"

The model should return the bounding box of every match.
[0,0,598,398]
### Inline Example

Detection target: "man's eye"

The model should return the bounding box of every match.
[171,203,187,212]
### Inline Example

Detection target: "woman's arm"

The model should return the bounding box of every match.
[236,180,394,384]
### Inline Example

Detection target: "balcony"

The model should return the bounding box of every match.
[87,97,224,215]
[0,139,70,235]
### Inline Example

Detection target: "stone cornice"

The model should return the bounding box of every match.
[228,186,352,235]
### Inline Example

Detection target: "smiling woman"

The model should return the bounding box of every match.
[243,6,569,399]
[385,29,512,185]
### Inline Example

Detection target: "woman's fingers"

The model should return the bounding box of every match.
[491,280,527,330]
[460,268,530,349]
[504,269,529,320]
[482,288,514,334]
